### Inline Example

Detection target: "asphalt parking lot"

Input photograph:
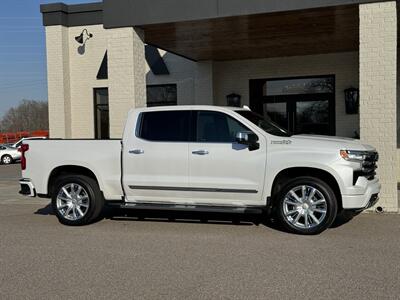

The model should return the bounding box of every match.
[0,164,399,299]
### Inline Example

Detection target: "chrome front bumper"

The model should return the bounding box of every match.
[19,179,36,197]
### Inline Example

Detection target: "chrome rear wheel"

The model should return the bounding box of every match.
[56,183,90,221]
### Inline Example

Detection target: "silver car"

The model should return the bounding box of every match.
[0,145,21,165]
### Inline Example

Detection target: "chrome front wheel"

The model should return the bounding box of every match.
[283,185,327,229]
[276,177,337,235]
[56,183,90,221]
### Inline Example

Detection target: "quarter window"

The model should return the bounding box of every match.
[195,111,250,143]
[139,111,190,142]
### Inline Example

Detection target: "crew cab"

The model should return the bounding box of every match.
[19,106,380,234]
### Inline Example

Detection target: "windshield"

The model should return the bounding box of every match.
[236,110,291,137]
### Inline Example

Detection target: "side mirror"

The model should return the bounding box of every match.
[235,131,259,151]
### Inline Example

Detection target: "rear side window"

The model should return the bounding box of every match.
[196,111,250,143]
[138,111,190,142]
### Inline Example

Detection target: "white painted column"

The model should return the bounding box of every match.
[107,27,146,138]
[359,1,398,212]
[195,61,214,105]
[45,26,72,138]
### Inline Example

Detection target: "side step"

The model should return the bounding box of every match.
[116,202,264,214]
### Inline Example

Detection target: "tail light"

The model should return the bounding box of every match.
[18,144,29,170]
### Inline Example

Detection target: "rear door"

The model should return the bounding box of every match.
[122,110,191,203]
[188,110,267,206]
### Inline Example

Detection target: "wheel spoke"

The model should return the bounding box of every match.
[76,207,84,217]
[65,205,73,216]
[285,209,298,216]
[285,199,299,206]
[304,212,309,227]
[79,202,89,208]
[301,185,307,200]
[292,212,301,224]
[58,196,70,202]
[312,199,326,206]
[76,186,82,196]
[308,188,316,200]
[62,187,72,199]
[309,212,320,225]
[314,208,327,214]
[289,191,302,203]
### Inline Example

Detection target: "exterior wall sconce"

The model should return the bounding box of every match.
[227,93,241,107]
[75,29,93,46]
[344,87,359,114]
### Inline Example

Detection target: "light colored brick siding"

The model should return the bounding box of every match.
[46,26,71,138]
[360,1,398,212]
[107,27,146,138]
[213,52,360,138]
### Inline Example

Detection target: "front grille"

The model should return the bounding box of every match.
[353,151,378,184]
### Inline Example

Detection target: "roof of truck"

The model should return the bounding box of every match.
[132,105,250,113]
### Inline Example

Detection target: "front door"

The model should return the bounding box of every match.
[250,76,335,136]
[188,110,267,206]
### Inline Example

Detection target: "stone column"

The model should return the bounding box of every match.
[359,1,398,212]
[195,61,214,105]
[107,27,146,138]
[45,26,72,138]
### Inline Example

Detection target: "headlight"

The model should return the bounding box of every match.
[340,150,367,161]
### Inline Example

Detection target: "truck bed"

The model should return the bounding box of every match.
[22,139,123,199]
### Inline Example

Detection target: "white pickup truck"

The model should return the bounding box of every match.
[19,106,380,234]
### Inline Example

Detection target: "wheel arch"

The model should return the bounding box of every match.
[47,165,101,197]
[270,167,343,211]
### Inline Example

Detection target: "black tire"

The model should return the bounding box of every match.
[274,176,338,235]
[1,155,13,165]
[51,175,104,226]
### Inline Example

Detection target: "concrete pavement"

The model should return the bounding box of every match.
[0,164,399,299]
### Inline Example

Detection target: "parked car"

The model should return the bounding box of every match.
[18,106,380,234]
[0,145,21,165]
[11,137,47,149]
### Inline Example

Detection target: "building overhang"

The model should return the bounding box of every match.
[40,0,392,61]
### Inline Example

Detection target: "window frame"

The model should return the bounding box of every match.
[146,84,178,107]
[93,87,110,140]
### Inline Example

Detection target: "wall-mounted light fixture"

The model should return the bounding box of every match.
[226,93,241,107]
[75,29,93,46]
[344,87,359,114]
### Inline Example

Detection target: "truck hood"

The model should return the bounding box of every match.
[290,134,376,151]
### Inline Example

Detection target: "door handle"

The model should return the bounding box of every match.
[192,150,209,155]
[129,149,144,155]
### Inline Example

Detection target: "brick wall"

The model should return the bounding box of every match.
[360,1,398,212]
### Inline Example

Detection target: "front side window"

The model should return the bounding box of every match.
[138,111,190,142]
[196,111,250,143]
[236,110,291,137]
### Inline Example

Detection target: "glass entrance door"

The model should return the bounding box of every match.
[250,76,335,136]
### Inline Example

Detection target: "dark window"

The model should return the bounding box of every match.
[146,84,177,107]
[250,75,335,136]
[139,111,190,142]
[195,111,250,143]
[94,88,109,139]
